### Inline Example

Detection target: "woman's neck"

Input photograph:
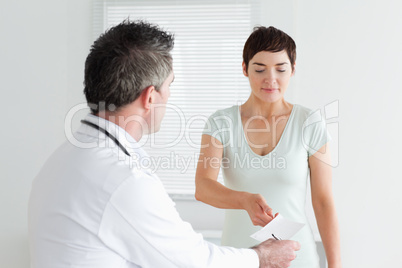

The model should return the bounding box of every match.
[241,95,292,118]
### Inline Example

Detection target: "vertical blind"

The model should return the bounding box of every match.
[93,0,261,196]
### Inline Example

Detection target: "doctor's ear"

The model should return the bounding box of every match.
[141,85,156,110]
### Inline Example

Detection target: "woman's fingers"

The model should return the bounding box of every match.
[246,193,277,226]
[250,204,273,226]
[259,213,274,226]
[260,212,280,226]
[257,196,274,218]
[265,207,274,218]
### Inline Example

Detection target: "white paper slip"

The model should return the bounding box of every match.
[250,214,305,242]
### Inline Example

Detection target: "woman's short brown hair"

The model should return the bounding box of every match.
[243,26,296,73]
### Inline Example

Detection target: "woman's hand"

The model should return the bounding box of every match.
[241,193,277,227]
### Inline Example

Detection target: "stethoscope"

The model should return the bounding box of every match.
[81,120,130,157]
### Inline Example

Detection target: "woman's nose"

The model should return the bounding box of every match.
[264,72,276,84]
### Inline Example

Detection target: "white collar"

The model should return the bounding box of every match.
[77,113,149,159]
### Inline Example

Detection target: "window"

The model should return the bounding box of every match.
[93,0,261,196]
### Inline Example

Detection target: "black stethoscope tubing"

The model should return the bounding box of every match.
[81,120,130,157]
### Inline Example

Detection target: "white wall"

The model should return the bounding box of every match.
[0,1,92,267]
[295,1,402,267]
[1,1,401,267]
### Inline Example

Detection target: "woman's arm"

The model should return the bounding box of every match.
[309,143,342,268]
[195,134,274,227]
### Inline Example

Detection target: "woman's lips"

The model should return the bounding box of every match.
[261,88,278,92]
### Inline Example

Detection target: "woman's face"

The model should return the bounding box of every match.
[243,50,294,104]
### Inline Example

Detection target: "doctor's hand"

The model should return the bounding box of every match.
[252,239,300,268]
[241,193,277,227]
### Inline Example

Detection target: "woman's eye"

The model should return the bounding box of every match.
[255,70,264,73]
[277,69,286,73]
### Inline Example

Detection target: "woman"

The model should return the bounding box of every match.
[195,26,341,268]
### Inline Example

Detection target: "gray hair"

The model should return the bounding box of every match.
[84,20,174,114]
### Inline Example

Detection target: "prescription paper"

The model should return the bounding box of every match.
[250,214,305,242]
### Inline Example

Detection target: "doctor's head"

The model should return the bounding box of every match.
[83,20,175,133]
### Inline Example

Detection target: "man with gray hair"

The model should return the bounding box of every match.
[28,20,300,268]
